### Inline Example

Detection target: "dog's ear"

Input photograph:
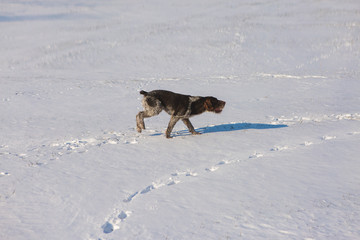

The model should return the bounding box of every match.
[204,98,214,111]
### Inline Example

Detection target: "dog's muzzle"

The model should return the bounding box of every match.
[215,101,226,113]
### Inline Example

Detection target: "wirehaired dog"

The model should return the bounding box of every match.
[136,90,226,138]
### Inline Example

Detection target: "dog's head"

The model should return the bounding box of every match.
[204,97,226,113]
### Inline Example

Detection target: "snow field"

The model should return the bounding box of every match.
[1,0,360,239]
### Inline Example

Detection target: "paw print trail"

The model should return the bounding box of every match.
[97,112,360,238]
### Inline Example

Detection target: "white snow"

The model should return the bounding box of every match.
[1,0,360,239]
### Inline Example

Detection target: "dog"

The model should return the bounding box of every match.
[136,90,226,138]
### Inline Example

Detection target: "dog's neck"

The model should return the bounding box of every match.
[189,97,206,116]
[179,96,199,118]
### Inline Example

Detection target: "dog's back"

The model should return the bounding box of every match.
[140,90,191,114]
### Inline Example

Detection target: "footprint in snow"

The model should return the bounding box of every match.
[249,152,264,158]
[124,171,196,204]
[0,172,10,177]
[185,172,198,177]
[205,159,234,172]
[270,145,289,151]
[124,138,138,144]
[167,179,180,186]
[141,182,168,194]
[123,191,138,203]
[217,159,232,165]
[206,166,219,172]
[322,135,336,140]
[102,222,115,234]
[172,171,198,177]
[102,211,129,234]
[141,185,155,194]
[349,132,360,135]
[118,211,128,220]
[302,141,313,146]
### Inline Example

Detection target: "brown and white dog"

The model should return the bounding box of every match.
[136,90,226,138]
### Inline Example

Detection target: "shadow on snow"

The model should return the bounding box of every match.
[199,122,287,133]
[164,122,288,137]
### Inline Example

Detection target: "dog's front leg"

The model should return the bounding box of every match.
[182,119,200,135]
[166,116,180,138]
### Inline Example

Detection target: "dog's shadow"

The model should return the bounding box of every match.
[173,122,288,136]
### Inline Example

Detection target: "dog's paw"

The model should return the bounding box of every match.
[136,126,142,133]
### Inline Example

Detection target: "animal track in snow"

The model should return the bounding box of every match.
[102,210,130,234]
[172,170,198,177]
[302,141,313,146]
[123,191,139,203]
[7,129,145,167]
[205,166,219,172]
[167,179,180,186]
[102,222,115,234]
[100,123,360,237]
[123,171,197,203]
[257,73,327,80]
[334,113,360,121]
[8,112,359,168]
[41,111,354,238]
[104,171,200,234]
[322,135,336,141]
[270,145,289,151]
[249,152,264,159]
[349,131,360,135]
[104,169,201,235]
[217,159,233,165]
[0,172,11,177]
[140,185,156,194]
[268,112,360,125]
[0,145,10,156]
[206,160,234,172]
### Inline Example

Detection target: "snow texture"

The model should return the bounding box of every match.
[1,0,360,239]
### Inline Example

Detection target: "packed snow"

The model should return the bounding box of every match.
[1,0,360,239]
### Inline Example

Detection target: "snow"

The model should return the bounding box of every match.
[1,0,360,239]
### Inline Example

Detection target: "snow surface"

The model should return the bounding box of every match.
[1,0,360,239]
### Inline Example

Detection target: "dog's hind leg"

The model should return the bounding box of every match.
[136,112,146,133]
[182,119,200,135]
[136,96,163,133]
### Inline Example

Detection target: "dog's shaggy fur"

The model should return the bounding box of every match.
[136,90,226,138]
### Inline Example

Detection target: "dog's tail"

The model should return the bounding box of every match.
[140,90,148,96]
